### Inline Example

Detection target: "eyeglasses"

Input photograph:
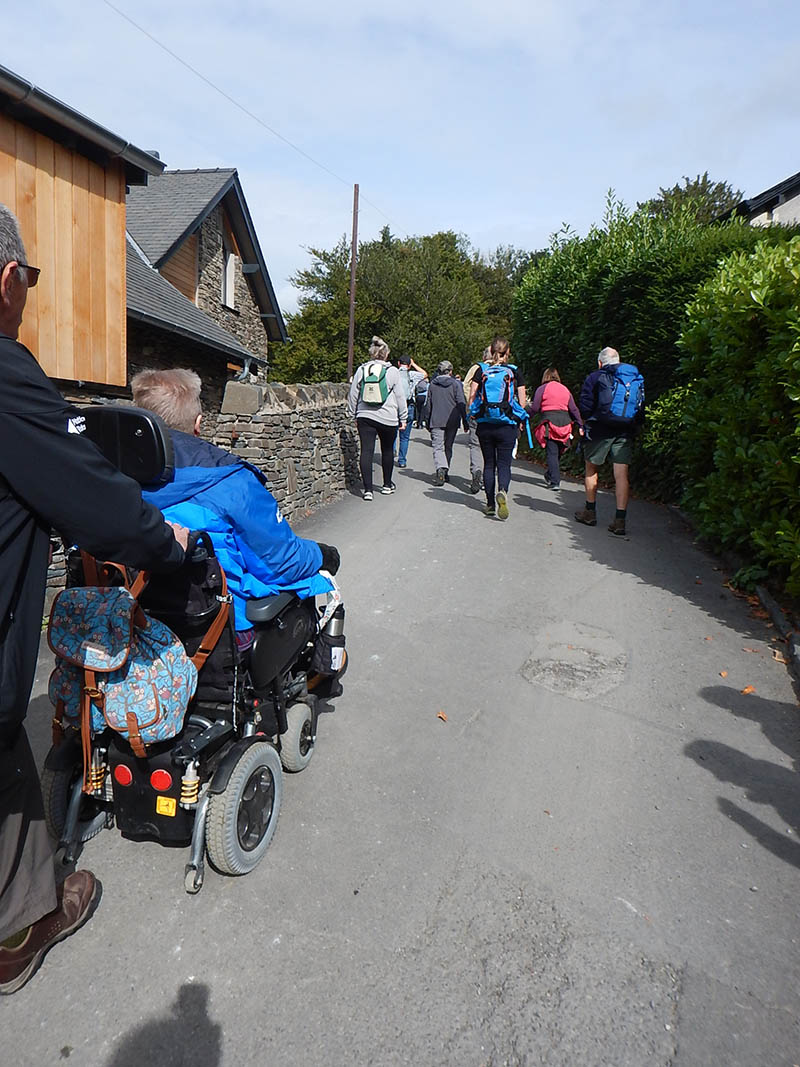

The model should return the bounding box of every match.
[17,263,40,287]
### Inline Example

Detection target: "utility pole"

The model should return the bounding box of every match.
[346,183,359,380]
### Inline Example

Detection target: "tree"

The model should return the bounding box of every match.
[637,172,744,225]
[270,230,506,382]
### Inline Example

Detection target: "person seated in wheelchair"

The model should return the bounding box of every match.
[130,369,341,653]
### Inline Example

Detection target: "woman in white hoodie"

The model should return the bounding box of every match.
[347,337,408,500]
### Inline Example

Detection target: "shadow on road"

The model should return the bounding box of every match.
[685,735,800,869]
[105,983,221,1067]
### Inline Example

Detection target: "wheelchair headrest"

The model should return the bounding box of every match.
[78,405,174,485]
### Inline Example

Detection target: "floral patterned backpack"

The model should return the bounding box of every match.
[48,583,198,789]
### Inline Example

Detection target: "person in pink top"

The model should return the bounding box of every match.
[527,367,584,490]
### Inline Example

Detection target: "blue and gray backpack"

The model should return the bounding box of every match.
[469,362,528,425]
[595,363,644,426]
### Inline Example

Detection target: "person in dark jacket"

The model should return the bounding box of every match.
[424,360,468,486]
[0,204,187,994]
[574,346,644,535]
[131,368,340,636]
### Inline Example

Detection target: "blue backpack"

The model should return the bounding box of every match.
[595,363,644,426]
[469,362,528,425]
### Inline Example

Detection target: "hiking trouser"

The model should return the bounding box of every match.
[545,438,565,487]
[0,727,57,941]
[357,417,397,491]
[467,417,482,476]
[477,422,517,508]
[396,402,415,465]
[430,421,459,472]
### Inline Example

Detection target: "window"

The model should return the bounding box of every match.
[221,234,236,309]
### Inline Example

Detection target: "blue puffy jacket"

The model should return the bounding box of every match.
[142,431,331,630]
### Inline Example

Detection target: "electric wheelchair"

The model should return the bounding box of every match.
[41,406,345,894]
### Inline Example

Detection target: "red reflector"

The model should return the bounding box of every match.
[114,765,133,787]
[150,769,173,792]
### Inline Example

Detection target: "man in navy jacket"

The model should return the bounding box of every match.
[0,204,187,994]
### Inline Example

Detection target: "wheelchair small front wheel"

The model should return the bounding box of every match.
[205,742,282,876]
[280,701,315,773]
[41,762,109,845]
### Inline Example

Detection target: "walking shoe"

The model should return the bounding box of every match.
[547,483,560,491]
[543,472,553,486]
[363,491,373,501]
[0,870,98,995]
[433,468,446,486]
[496,491,509,521]
[396,460,407,468]
[470,470,483,494]
[380,483,396,495]
[483,504,496,517]
[608,518,627,536]
[443,471,450,482]
[574,508,597,526]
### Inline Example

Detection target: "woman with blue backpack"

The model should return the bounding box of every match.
[467,337,527,520]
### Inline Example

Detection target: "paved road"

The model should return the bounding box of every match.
[6,430,800,1065]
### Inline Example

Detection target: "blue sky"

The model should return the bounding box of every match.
[3,1,799,313]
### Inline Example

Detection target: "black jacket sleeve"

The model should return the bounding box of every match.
[0,341,184,573]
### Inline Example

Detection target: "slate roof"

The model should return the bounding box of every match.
[126,168,287,343]
[126,238,261,364]
[719,168,800,221]
[126,169,235,265]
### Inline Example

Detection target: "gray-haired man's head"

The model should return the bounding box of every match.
[0,203,27,277]
[0,203,31,341]
[437,360,453,375]
[598,347,620,367]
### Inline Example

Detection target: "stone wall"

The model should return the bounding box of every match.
[214,381,360,521]
[196,207,270,361]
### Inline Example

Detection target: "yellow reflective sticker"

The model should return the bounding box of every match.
[156,796,177,817]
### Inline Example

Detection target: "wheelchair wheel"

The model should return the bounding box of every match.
[205,742,282,875]
[280,701,315,773]
[41,762,108,844]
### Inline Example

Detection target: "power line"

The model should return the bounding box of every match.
[101,0,392,223]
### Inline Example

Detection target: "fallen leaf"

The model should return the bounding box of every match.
[771,648,788,664]
[720,670,728,678]
[567,644,574,650]
[695,579,703,585]
[741,685,756,695]
[543,810,551,816]
[437,711,448,722]
[704,636,713,641]
[742,647,759,653]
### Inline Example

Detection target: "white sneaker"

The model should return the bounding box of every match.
[380,483,396,495]
[363,491,373,501]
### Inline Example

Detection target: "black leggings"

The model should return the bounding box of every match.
[357,417,397,491]
[477,422,517,507]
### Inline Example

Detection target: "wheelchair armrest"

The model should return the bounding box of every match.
[246,591,300,625]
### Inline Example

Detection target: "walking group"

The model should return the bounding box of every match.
[348,337,645,534]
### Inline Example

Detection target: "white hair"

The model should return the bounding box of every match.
[0,203,27,279]
[598,347,620,367]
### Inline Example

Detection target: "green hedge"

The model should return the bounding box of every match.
[513,201,776,402]
[679,235,800,593]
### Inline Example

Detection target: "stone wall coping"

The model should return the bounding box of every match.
[258,381,349,414]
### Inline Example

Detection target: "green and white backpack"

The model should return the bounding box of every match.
[360,361,390,405]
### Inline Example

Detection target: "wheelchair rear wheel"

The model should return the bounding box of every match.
[205,742,282,875]
[280,701,315,773]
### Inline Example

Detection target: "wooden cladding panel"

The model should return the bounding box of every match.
[160,233,198,302]
[0,113,127,386]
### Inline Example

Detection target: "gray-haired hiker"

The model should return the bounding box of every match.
[348,336,408,499]
[424,360,468,486]
[574,346,645,535]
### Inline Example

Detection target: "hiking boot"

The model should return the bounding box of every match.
[483,503,496,517]
[433,468,446,486]
[363,491,373,501]
[608,517,627,536]
[496,491,509,521]
[0,870,98,995]
[574,508,597,526]
[470,470,483,494]
[380,483,396,495]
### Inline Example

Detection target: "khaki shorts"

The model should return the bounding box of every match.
[584,434,633,466]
